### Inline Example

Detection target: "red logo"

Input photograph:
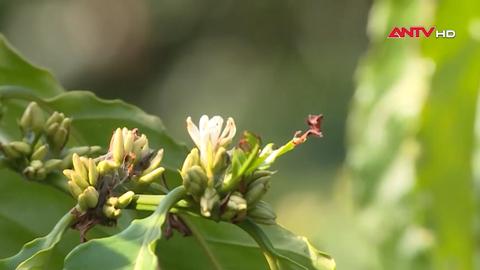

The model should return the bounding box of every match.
[388,27,455,39]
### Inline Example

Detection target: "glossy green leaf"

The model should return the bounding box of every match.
[63,187,186,270]
[43,91,187,169]
[155,215,335,270]
[0,211,74,270]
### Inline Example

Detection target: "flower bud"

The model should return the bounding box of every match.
[60,117,72,130]
[52,127,68,151]
[68,180,83,198]
[139,167,165,184]
[247,201,276,225]
[106,197,119,207]
[82,186,99,208]
[103,205,121,219]
[44,159,63,172]
[123,130,135,154]
[77,193,89,211]
[112,128,124,165]
[132,134,147,158]
[45,112,63,128]
[221,192,247,221]
[87,158,98,186]
[1,144,21,158]
[200,187,219,217]
[30,160,43,170]
[97,160,118,174]
[70,171,89,190]
[118,191,135,208]
[66,146,102,156]
[181,148,200,173]
[245,177,270,205]
[31,144,48,160]
[142,149,163,175]
[20,102,44,135]
[45,123,59,137]
[182,165,207,196]
[212,147,228,173]
[72,154,88,181]
[9,141,31,155]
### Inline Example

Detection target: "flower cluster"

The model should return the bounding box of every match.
[181,114,323,224]
[0,102,101,181]
[63,128,165,223]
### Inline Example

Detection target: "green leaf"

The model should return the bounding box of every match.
[0,211,74,270]
[63,186,186,270]
[238,218,335,270]
[43,91,188,169]
[0,170,78,269]
[155,215,335,270]
[0,34,63,97]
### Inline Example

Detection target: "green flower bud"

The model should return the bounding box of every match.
[87,158,98,186]
[212,147,228,173]
[60,117,72,130]
[68,180,83,198]
[112,128,124,165]
[9,141,31,155]
[45,122,59,137]
[30,160,43,169]
[245,177,270,205]
[20,102,44,135]
[142,149,164,175]
[97,160,118,174]
[77,193,89,212]
[227,192,247,212]
[106,197,119,207]
[72,153,88,181]
[66,146,102,156]
[1,144,21,159]
[52,127,68,151]
[118,191,135,208]
[138,167,165,184]
[181,148,200,173]
[103,205,121,219]
[200,187,219,217]
[45,112,63,128]
[44,159,63,172]
[249,170,274,182]
[182,165,207,196]
[247,201,276,225]
[31,144,48,160]
[65,170,89,190]
[82,186,99,208]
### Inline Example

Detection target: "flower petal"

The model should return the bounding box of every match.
[186,116,201,148]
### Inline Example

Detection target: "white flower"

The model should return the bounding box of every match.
[186,115,236,170]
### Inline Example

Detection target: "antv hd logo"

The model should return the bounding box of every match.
[388,27,456,39]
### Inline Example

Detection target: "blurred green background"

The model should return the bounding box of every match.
[1,0,479,269]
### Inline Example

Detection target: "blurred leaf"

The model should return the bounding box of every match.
[417,0,480,268]
[0,34,63,97]
[0,211,73,270]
